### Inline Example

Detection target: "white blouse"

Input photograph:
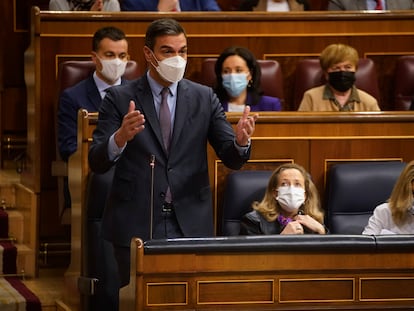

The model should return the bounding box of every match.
[362,202,414,235]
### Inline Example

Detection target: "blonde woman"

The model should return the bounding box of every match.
[363,161,414,235]
[240,163,326,235]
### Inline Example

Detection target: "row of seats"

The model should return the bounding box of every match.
[221,161,406,236]
[57,56,414,112]
[200,56,414,110]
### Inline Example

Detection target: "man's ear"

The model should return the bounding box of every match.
[143,46,152,63]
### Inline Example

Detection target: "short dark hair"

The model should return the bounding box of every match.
[92,26,127,52]
[144,18,186,50]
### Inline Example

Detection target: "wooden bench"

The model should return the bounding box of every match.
[119,235,414,310]
[63,109,97,310]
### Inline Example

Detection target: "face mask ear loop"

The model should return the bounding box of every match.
[148,48,160,70]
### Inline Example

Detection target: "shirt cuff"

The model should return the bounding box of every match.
[234,138,251,155]
[108,133,126,161]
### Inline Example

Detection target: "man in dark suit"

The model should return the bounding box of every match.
[58,26,130,161]
[57,26,130,311]
[328,0,414,10]
[88,18,258,288]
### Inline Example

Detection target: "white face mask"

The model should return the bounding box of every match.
[98,57,127,83]
[276,186,305,213]
[152,52,187,83]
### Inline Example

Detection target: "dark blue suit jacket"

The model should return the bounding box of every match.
[121,0,221,11]
[57,76,127,161]
[89,75,250,246]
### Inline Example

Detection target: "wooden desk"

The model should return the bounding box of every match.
[119,235,414,311]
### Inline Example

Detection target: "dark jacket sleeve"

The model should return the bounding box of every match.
[58,90,79,161]
[240,211,263,235]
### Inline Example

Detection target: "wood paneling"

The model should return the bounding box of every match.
[116,237,414,310]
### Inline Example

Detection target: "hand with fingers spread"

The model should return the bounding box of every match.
[235,105,259,147]
[114,101,145,148]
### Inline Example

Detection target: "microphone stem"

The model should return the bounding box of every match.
[149,155,155,239]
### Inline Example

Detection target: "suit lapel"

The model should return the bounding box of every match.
[86,76,102,111]
[135,76,166,153]
[169,81,191,154]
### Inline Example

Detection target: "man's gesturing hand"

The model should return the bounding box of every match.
[114,100,145,148]
[236,105,258,147]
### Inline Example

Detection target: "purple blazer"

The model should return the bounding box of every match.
[121,0,221,11]
[221,94,282,112]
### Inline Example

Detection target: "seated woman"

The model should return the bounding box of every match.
[298,43,380,112]
[49,0,120,11]
[240,163,326,235]
[214,46,282,112]
[363,160,414,235]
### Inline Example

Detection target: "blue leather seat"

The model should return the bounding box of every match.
[221,170,272,236]
[325,161,406,234]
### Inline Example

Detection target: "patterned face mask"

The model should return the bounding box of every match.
[69,0,95,11]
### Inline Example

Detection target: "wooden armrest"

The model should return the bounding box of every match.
[51,160,68,177]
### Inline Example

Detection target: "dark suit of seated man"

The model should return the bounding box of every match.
[57,26,130,311]
[120,0,221,11]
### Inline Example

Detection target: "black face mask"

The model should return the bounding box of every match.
[328,71,356,92]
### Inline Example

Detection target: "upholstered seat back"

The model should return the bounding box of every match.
[200,58,284,102]
[392,55,414,110]
[57,60,140,95]
[325,161,405,234]
[292,58,380,110]
[221,170,272,236]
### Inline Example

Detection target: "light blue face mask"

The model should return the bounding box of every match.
[222,73,248,97]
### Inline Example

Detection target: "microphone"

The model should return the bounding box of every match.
[149,154,155,239]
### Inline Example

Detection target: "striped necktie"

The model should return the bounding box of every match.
[159,87,171,153]
[159,87,172,203]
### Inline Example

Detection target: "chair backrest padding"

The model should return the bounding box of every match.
[325,161,406,234]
